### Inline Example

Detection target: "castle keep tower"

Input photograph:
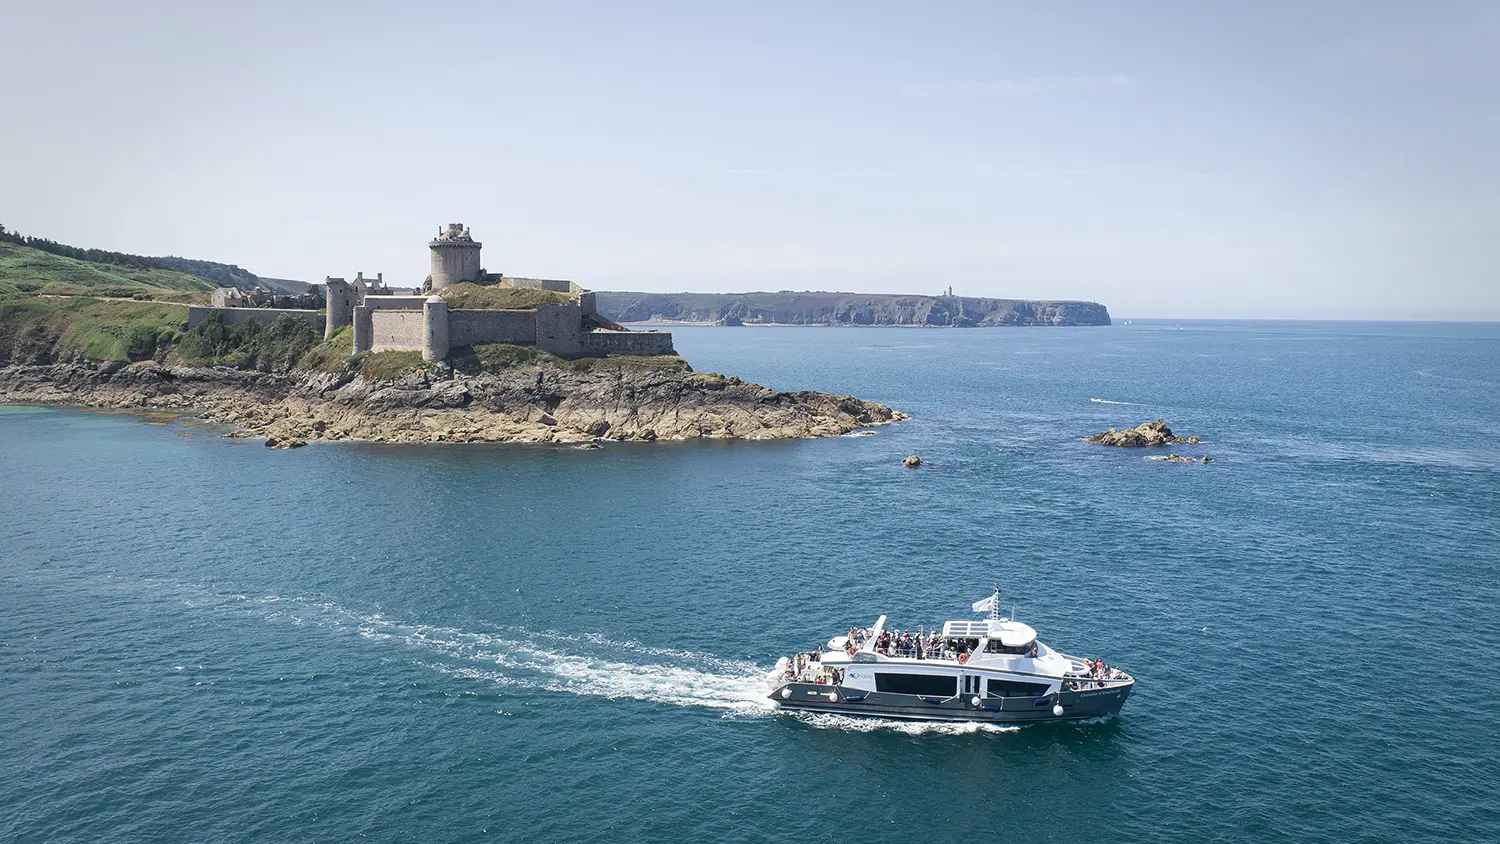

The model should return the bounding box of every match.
[324,276,354,339]
[428,223,483,291]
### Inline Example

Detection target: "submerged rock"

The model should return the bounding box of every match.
[1148,452,1211,464]
[1088,420,1199,448]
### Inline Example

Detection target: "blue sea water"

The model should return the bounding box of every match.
[2,320,1498,843]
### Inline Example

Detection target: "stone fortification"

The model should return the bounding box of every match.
[580,330,676,356]
[192,223,674,361]
[448,310,536,346]
[369,310,424,353]
[422,297,448,363]
[428,223,483,291]
[331,224,671,361]
[352,296,421,354]
[324,278,354,339]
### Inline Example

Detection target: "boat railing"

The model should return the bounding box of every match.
[867,643,967,662]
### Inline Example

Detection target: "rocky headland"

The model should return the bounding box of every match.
[0,357,904,446]
[1088,420,1201,447]
[0,295,904,446]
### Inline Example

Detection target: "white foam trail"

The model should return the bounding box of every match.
[1089,397,1135,405]
[186,589,1035,731]
[789,711,1020,735]
[195,591,774,715]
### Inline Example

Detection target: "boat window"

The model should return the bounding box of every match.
[986,638,1036,655]
[875,673,958,697]
[986,678,1050,698]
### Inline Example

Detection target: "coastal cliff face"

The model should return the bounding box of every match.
[596,291,1111,327]
[0,358,904,445]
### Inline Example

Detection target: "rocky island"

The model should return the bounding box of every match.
[1088,420,1201,447]
[0,225,904,445]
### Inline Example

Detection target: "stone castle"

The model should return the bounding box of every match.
[190,223,673,362]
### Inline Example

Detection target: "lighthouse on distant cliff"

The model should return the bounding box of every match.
[427,223,483,291]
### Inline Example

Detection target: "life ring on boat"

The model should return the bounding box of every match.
[957,653,969,665]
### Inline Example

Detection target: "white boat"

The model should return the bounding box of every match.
[767,591,1134,723]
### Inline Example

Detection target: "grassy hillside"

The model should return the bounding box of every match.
[595,290,1112,326]
[0,241,217,296]
[0,296,189,363]
[439,282,574,309]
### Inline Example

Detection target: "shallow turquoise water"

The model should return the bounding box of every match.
[2,321,1498,842]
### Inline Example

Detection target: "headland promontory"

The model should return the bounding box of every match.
[0,224,903,444]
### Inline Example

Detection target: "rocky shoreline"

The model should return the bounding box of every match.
[0,359,906,446]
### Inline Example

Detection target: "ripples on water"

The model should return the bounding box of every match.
[2,320,1498,842]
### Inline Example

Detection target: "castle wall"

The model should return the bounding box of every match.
[369,311,426,352]
[353,296,426,353]
[580,330,676,356]
[187,307,323,331]
[448,310,536,347]
[534,303,584,356]
[506,277,574,293]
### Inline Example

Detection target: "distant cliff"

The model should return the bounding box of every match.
[595,291,1111,327]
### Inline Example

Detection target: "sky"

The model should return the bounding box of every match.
[1,0,1497,319]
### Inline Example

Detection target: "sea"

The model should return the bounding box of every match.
[2,320,1498,843]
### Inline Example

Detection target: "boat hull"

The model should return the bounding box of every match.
[769,681,1132,723]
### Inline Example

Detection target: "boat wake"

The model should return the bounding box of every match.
[788,711,1020,735]
[172,587,1028,733]
[1088,398,1135,405]
[214,591,774,715]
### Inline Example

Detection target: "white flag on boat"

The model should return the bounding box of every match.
[971,593,998,614]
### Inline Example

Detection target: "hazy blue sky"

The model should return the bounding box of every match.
[2,1,1496,318]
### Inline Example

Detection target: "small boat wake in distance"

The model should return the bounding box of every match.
[1089,397,1136,405]
[768,589,1134,724]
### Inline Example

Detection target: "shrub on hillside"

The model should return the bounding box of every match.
[177,312,320,372]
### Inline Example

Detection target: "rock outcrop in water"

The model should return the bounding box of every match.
[1149,453,1213,463]
[0,359,905,445]
[1088,420,1201,447]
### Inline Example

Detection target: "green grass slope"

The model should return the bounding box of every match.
[0,241,218,296]
[438,282,575,309]
[0,296,189,363]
